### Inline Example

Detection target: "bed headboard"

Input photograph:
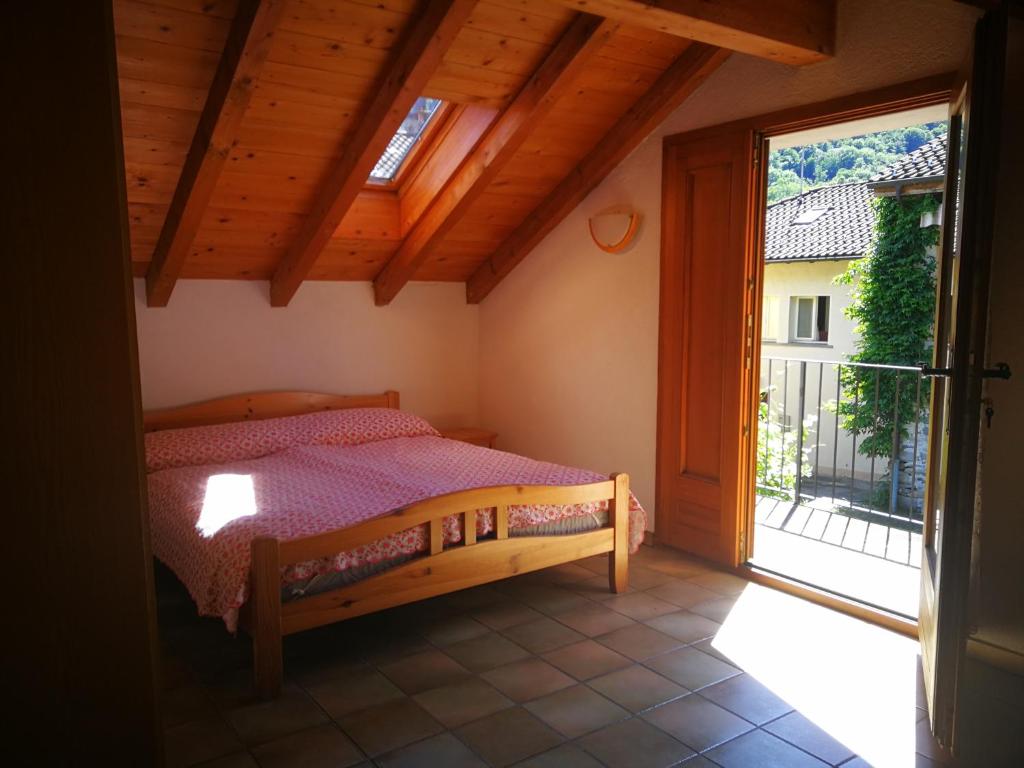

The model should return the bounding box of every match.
[142,390,400,433]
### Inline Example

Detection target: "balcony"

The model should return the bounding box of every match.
[750,356,927,618]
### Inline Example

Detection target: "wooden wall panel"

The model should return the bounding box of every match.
[5,2,161,761]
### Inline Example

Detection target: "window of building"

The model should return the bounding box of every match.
[790,295,830,342]
[762,295,780,341]
[368,97,444,183]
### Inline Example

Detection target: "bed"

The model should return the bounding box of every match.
[143,390,645,697]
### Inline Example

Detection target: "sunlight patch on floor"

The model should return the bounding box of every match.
[712,583,920,768]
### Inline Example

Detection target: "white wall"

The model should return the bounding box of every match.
[134,279,479,429]
[479,0,979,526]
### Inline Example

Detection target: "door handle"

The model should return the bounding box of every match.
[917,363,1012,379]
[982,362,1012,380]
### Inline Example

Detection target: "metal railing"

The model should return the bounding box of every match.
[757,356,928,561]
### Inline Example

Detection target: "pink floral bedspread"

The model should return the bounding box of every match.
[146,410,646,631]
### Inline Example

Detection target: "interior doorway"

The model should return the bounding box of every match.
[747,107,951,620]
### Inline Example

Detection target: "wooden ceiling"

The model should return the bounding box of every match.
[114,0,834,306]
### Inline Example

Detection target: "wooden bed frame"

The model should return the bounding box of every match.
[143,390,631,698]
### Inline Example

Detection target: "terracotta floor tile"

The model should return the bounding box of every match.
[413,677,513,728]
[305,668,404,719]
[764,711,856,765]
[250,723,364,768]
[641,694,753,753]
[161,684,215,728]
[699,673,793,725]
[542,639,632,680]
[644,646,742,691]
[625,566,680,590]
[572,574,635,601]
[455,707,563,767]
[421,615,491,647]
[361,634,433,666]
[338,697,444,756]
[644,610,722,644]
[443,586,506,611]
[604,592,680,622]
[163,717,242,768]
[512,743,605,767]
[379,649,471,694]
[527,563,596,586]
[645,580,723,609]
[588,664,688,713]
[691,637,741,665]
[686,571,750,596]
[444,632,532,672]
[596,623,684,661]
[577,717,695,768]
[377,732,486,768]
[705,728,829,767]
[577,555,611,574]
[472,600,544,630]
[689,596,740,624]
[200,753,259,768]
[223,683,327,747]
[524,685,629,738]
[551,602,636,636]
[501,617,585,654]
[481,657,575,703]
[289,654,368,688]
[520,586,593,616]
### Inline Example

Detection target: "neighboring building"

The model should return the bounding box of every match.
[761,181,875,484]
[868,133,948,198]
[760,134,948,488]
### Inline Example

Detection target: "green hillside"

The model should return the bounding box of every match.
[767,122,948,204]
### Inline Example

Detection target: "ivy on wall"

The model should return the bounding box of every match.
[834,193,941,458]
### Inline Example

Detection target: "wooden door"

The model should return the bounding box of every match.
[918,8,1007,751]
[656,127,759,566]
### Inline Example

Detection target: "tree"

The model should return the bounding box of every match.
[766,122,947,203]
[834,194,941,459]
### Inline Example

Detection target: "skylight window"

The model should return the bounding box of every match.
[369,97,443,183]
[791,206,830,225]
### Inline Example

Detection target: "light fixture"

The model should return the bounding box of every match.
[588,206,640,253]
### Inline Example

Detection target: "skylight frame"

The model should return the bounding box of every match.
[367,98,448,187]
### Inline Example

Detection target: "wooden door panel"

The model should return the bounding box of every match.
[657,129,754,566]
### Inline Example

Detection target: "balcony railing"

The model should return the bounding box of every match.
[757,356,928,566]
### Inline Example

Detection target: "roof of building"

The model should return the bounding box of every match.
[869,134,948,187]
[764,182,875,262]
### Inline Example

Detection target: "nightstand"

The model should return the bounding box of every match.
[440,427,498,449]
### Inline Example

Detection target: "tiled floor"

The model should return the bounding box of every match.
[158,545,950,768]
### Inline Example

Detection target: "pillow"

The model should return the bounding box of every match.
[144,408,438,473]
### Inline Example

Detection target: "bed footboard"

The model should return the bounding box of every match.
[248,473,631,698]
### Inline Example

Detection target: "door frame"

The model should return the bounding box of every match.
[657,73,955,608]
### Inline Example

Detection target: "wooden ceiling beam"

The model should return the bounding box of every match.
[372,14,617,306]
[550,0,834,65]
[269,0,478,307]
[145,0,285,307]
[466,43,731,304]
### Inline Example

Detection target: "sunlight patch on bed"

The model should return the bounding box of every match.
[197,474,257,537]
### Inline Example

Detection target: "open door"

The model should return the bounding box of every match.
[655,127,759,566]
[918,8,1007,751]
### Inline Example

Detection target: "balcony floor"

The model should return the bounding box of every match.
[751,496,921,619]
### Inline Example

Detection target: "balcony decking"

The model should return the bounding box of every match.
[751,495,921,618]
